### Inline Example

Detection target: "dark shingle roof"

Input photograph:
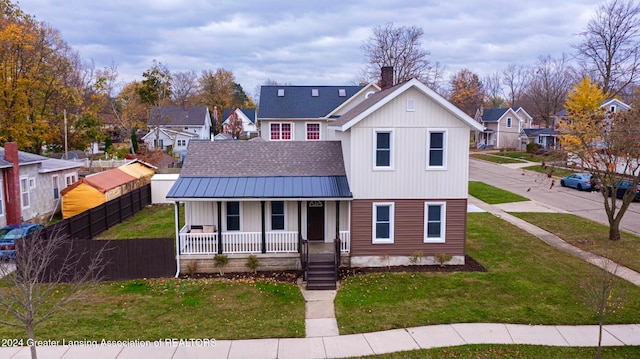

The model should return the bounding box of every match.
[0,147,47,166]
[181,140,346,177]
[258,86,364,119]
[148,106,208,126]
[480,108,510,122]
[523,128,558,136]
[329,82,402,128]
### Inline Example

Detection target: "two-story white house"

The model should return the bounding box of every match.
[142,104,212,155]
[475,107,531,149]
[167,76,483,288]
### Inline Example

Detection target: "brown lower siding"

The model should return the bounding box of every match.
[350,198,467,256]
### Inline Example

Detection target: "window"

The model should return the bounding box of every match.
[372,202,394,244]
[20,177,30,209]
[226,202,240,231]
[306,123,320,140]
[177,139,186,146]
[65,174,77,187]
[427,130,446,169]
[374,130,393,169]
[506,117,512,128]
[52,176,59,200]
[271,201,285,230]
[158,139,164,148]
[424,202,446,243]
[407,98,416,111]
[29,178,36,189]
[270,123,292,141]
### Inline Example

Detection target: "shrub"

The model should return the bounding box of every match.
[435,253,452,267]
[213,254,229,275]
[245,255,259,273]
[409,251,424,265]
[526,142,542,154]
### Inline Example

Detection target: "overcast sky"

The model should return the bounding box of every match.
[19,0,602,99]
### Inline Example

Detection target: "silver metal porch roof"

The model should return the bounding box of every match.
[166,175,352,199]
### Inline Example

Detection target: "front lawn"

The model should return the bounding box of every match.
[0,277,305,341]
[470,153,526,164]
[523,164,575,178]
[335,212,640,334]
[469,181,529,204]
[353,344,640,359]
[511,212,640,273]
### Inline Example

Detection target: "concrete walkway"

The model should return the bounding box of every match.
[299,278,340,338]
[2,323,639,358]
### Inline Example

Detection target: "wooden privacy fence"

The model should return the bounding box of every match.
[39,237,176,282]
[46,184,151,240]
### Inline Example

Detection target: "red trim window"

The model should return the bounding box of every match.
[306,123,320,140]
[270,123,292,141]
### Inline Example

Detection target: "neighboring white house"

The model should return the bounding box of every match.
[0,143,82,227]
[475,107,531,149]
[222,108,258,138]
[143,104,212,155]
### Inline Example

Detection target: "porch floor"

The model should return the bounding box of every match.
[308,242,335,254]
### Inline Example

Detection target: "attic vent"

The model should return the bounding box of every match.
[312,89,319,97]
[338,89,346,97]
[365,91,375,99]
[277,89,285,97]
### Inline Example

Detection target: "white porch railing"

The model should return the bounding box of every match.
[339,231,350,253]
[178,228,299,254]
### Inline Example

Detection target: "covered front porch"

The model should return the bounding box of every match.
[174,199,351,256]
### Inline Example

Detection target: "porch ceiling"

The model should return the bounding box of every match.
[167,175,352,200]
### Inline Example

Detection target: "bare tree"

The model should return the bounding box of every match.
[573,0,640,98]
[0,228,108,359]
[360,22,435,85]
[524,54,575,127]
[171,70,199,105]
[581,258,625,359]
[502,63,530,108]
[483,71,504,108]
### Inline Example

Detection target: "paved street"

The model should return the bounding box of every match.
[469,158,640,236]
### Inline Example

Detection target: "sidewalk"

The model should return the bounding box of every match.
[2,323,639,359]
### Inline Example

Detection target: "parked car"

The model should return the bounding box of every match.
[560,173,597,191]
[0,223,44,260]
[607,180,640,201]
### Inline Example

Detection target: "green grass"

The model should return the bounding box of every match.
[0,277,305,341]
[495,152,541,162]
[511,212,640,273]
[351,344,640,358]
[523,164,575,178]
[95,204,184,239]
[334,212,640,334]
[469,181,529,204]
[470,153,526,164]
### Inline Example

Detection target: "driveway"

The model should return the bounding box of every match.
[469,158,640,236]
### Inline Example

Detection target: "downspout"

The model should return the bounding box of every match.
[174,201,180,278]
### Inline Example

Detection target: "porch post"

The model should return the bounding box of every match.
[174,201,180,278]
[217,201,223,254]
[261,201,266,254]
[335,200,340,240]
[297,201,302,253]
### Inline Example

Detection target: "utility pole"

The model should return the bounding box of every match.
[64,109,68,160]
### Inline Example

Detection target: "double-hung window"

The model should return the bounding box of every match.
[306,123,320,140]
[506,117,512,128]
[372,202,394,244]
[52,176,59,200]
[374,130,393,169]
[226,202,240,231]
[20,177,30,209]
[271,201,285,230]
[427,130,446,169]
[424,202,445,243]
[270,123,292,141]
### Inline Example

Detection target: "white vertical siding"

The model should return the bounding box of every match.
[346,88,471,199]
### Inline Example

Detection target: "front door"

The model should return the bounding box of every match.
[307,201,324,241]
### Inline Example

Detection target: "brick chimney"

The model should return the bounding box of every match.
[4,142,21,225]
[183,100,188,111]
[381,66,394,90]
